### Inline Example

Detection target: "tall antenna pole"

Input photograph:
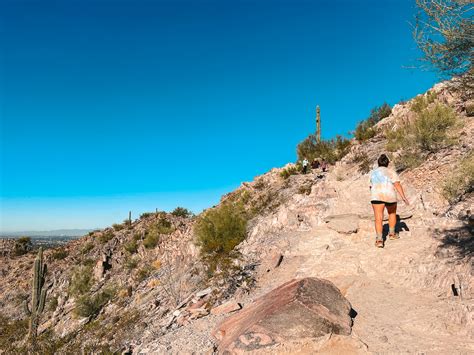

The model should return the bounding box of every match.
[316,105,321,143]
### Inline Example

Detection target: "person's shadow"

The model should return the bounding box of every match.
[382,215,410,240]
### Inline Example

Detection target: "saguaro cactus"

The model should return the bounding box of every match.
[24,247,48,344]
[316,105,321,143]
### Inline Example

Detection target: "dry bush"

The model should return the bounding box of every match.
[394,151,424,172]
[352,151,372,174]
[158,247,194,306]
[74,287,116,318]
[98,231,114,244]
[69,264,93,296]
[112,223,124,231]
[280,165,299,179]
[386,102,459,154]
[442,153,474,204]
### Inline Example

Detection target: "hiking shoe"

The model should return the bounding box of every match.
[388,233,400,240]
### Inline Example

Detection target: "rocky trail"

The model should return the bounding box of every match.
[137,164,473,354]
[251,219,473,354]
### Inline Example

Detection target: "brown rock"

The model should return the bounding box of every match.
[211,301,242,315]
[212,277,353,353]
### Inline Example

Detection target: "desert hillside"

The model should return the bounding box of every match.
[1,81,473,354]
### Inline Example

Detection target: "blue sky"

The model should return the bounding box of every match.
[0,0,438,232]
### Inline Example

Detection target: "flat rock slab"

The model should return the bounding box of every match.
[324,214,360,234]
[212,278,353,353]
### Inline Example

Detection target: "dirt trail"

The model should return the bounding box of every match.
[252,214,473,354]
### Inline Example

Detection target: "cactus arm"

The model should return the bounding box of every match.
[32,258,40,310]
[38,288,47,314]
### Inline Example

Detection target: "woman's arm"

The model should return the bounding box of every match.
[394,182,409,205]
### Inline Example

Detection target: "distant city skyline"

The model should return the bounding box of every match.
[1,0,438,231]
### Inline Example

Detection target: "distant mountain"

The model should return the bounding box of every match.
[0,229,93,238]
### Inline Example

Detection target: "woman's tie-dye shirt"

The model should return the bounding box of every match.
[369,167,400,203]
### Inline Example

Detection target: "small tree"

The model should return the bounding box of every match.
[354,103,392,142]
[171,207,192,218]
[413,0,473,90]
[297,135,351,164]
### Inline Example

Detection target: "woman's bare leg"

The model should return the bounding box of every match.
[371,203,385,239]
[386,203,398,236]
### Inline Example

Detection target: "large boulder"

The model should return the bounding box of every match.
[324,214,359,234]
[212,277,353,353]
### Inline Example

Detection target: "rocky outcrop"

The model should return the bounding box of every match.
[213,278,353,353]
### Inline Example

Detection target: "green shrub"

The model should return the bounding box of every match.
[194,202,247,274]
[143,217,173,249]
[413,103,458,153]
[143,233,159,249]
[0,314,28,352]
[14,237,32,256]
[98,231,114,244]
[385,125,410,152]
[69,264,93,296]
[74,287,115,318]
[124,239,138,254]
[352,152,372,174]
[354,103,392,142]
[52,248,68,260]
[253,177,267,189]
[386,102,458,154]
[394,151,423,172]
[112,223,124,231]
[297,135,351,164]
[411,91,436,113]
[442,153,474,204]
[125,257,139,270]
[466,101,474,117]
[354,121,376,142]
[280,165,299,179]
[82,258,95,267]
[140,212,153,219]
[171,207,192,218]
[136,265,154,282]
[144,216,174,248]
[82,242,94,254]
[48,297,58,312]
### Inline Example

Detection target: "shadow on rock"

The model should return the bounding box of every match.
[434,223,473,260]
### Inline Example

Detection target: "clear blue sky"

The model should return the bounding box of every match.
[0,0,438,232]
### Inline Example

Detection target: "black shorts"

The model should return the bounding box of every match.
[371,200,397,206]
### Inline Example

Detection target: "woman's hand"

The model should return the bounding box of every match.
[394,182,410,206]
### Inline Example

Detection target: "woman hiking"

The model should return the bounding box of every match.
[369,154,409,248]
